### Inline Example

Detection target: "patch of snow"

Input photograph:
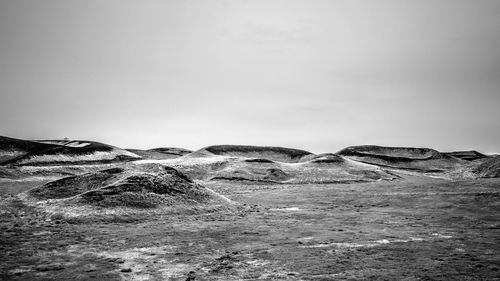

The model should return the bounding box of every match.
[134,155,233,166]
[18,149,139,164]
[33,231,52,236]
[8,267,33,275]
[0,176,60,182]
[298,236,316,241]
[432,233,453,239]
[246,259,271,266]
[270,207,302,211]
[64,141,90,148]
[375,239,390,244]
[409,237,424,241]
[0,149,24,157]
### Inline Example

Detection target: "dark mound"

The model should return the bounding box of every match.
[196,145,313,163]
[263,168,290,181]
[127,147,192,160]
[211,166,290,183]
[472,155,500,178]
[309,153,344,164]
[28,166,222,209]
[29,168,124,199]
[0,136,59,163]
[445,151,487,161]
[1,136,53,152]
[80,171,208,208]
[0,135,140,165]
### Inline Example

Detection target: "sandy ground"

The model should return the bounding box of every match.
[1,175,500,280]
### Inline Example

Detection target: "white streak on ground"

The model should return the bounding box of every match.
[300,235,452,249]
[18,150,140,164]
[269,207,302,211]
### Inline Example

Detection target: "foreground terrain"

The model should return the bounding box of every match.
[1,176,500,280]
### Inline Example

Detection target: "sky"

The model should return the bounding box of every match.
[1,0,500,153]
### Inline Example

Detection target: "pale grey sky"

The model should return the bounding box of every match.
[1,0,499,153]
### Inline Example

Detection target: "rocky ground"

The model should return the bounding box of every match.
[1,175,500,280]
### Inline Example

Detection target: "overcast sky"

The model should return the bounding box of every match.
[1,0,499,153]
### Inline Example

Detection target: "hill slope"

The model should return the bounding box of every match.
[137,152,399,184]
[337,145,464,173]
[472,155,500,178]
[22,165,233,219]
[190,145,313,163]
[0,136,140,165]
[444,151,487,161]
[126,147,192,160]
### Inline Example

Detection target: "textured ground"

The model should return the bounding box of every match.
[1,175,500,280]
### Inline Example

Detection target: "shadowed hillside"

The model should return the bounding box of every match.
[472,155,500,178]
[0,136,140,166]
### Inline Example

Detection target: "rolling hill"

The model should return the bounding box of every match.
[444,150,488,161]
[472,155,500,178]
[0,136,140,166]
[337,145,465,173]
[22,165,234,219]
[189,145,313,163]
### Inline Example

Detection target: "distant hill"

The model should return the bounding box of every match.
[126,147,192,160]
[337,145,464,173]
[444,151,487,161]
[2,135,497,181]
[190,145,313,163]
[164,151,398,184]
[0,136,140,165]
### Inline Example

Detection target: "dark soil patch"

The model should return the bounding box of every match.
[244,158,275,163]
